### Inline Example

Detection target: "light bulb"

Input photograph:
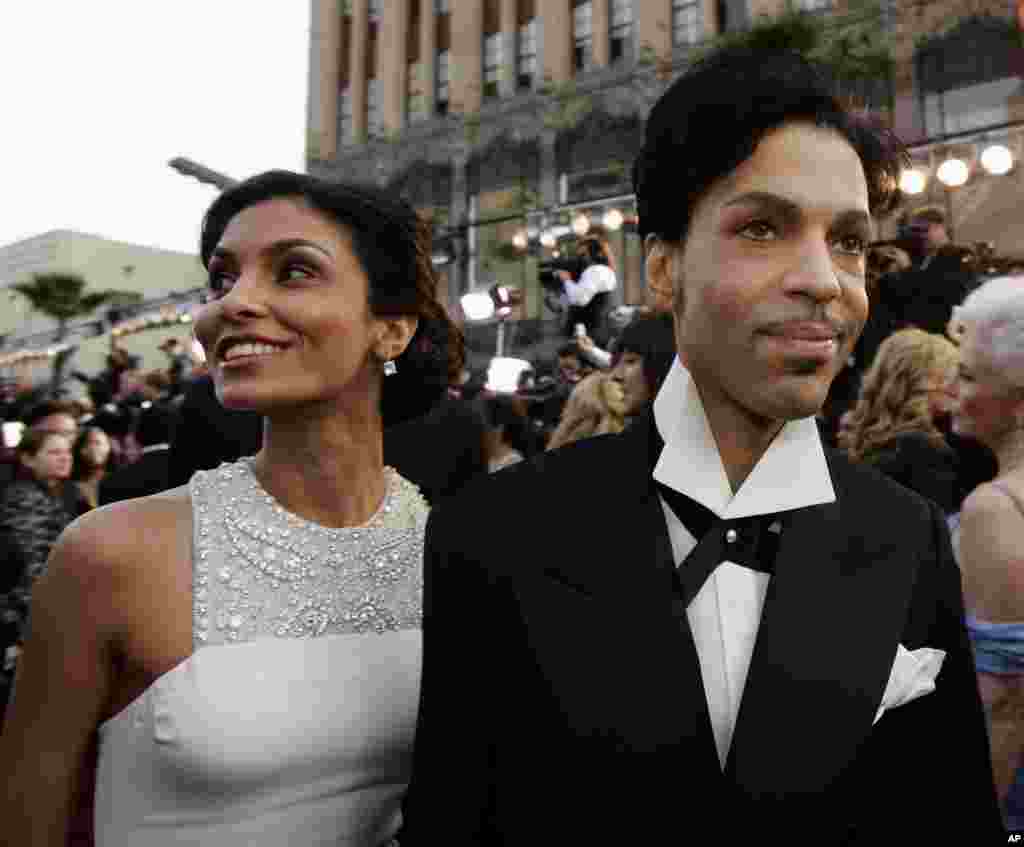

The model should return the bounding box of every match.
[460,291,495,322]
[571,213,591,237]
[980,144,1013,176]
[899,168,927,195]
[936,157,969,187]
[512,231,528,250]
[602,208,624,231]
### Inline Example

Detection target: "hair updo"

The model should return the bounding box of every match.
[199,170,465,426]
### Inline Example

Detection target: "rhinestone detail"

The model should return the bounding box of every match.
[189,458,427,647]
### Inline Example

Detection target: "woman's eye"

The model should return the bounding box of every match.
[281,263,316,282]
[740,220,777,241]
[206,270,233,299]
[834,234,868,256]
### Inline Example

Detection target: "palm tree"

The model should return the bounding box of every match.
[9,272,142,395]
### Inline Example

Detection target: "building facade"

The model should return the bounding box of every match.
[307,0,1024,324]
[0,231,205,386]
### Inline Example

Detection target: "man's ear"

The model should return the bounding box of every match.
[644,236,676,315]
[376,315,419,362]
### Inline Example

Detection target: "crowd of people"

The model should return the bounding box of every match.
[0,43,1021,844]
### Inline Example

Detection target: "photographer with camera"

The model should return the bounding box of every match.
[540,235,618,347]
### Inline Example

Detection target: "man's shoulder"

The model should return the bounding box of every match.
[431,433,630,528]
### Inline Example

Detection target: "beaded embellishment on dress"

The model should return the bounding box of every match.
[189,458,428,647]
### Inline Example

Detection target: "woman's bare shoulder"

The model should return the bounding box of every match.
[49,487,193,588]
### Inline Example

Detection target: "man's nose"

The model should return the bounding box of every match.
[786,241,843,303]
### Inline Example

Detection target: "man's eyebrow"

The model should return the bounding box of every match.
[723,191,875,236]
[210,238,334,263]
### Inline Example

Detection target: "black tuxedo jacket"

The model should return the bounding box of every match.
[99,449,173,505]
[402,412,1001,845]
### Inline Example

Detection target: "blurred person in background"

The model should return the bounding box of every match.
[609,311,677,424]
[70,426,114,512]
[546,371,626,451]
[100,403,179,504]
[477,393,533,473]
[949,275,1024,828]
[838,328,961,514]
[561,235,618,348]
[0,430,77,717]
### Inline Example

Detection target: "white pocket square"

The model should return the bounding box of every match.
[873,644,947,725]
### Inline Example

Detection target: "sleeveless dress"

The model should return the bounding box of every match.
[93,458,428,846]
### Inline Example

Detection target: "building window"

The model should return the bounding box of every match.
[609,0,633,64]
[435,0,449,13]
[484,33,503,98]
[574,1,593,72]
[924,78,1016,136]
[340,86,353,144]
[408,63,426,122]
[436,50,450,116]
[796,0,832,9]
[368,0,382,20]
[672,0,701,47]
[517,19,537,89]
[367,78,382,137]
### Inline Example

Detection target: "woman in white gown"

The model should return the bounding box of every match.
[0,171,464,846]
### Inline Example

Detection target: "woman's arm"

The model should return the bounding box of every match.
[0,512,122,846]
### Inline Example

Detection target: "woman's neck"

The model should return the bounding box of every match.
[993,428,1024,478]
[253,403,386,529]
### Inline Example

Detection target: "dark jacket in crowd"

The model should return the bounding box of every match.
[99,448,173,505]
[859,425,997,517]
[168,376,487,506]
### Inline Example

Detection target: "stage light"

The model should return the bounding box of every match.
[936,157,969,187]
[980,144,1013,176]
[512,231,528,250]
[899,168,927,195]
[571,213,591,236]
[461,291,495,322]
[602,208,624,231]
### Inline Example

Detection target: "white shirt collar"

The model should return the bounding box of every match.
[652,357,835,520]
[140,443,170,455]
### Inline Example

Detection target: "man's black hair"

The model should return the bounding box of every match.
[633,47,908,245]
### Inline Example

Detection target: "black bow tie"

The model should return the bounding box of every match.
[656,482,784,608]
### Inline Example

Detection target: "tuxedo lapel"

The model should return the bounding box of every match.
[725,464,919,794]
[519,420,720,771]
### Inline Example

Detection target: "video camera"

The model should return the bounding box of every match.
[538,256,587,294]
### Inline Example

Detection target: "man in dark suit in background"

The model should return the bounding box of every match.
[99,403,180,504]
[402,47,1000,845]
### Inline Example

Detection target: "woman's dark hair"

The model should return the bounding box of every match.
[477,393,533,456]
[633,47,908,245]
[612,312,677,397]
[199,170,465,426]
[71,425,114,480]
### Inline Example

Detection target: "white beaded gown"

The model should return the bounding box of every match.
[93,458,428,846]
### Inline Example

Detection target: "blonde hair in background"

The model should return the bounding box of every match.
[839,327,959,462]
[547,372,626,452]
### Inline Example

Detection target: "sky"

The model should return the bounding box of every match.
[1,2,310,257]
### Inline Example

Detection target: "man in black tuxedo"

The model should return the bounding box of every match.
[402,47,1001,844]
[99,403,180,504]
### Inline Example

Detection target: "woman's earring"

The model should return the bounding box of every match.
[383,359,398,377]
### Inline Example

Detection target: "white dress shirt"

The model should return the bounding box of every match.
[652,357,836,768]
[563,263,617,307]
